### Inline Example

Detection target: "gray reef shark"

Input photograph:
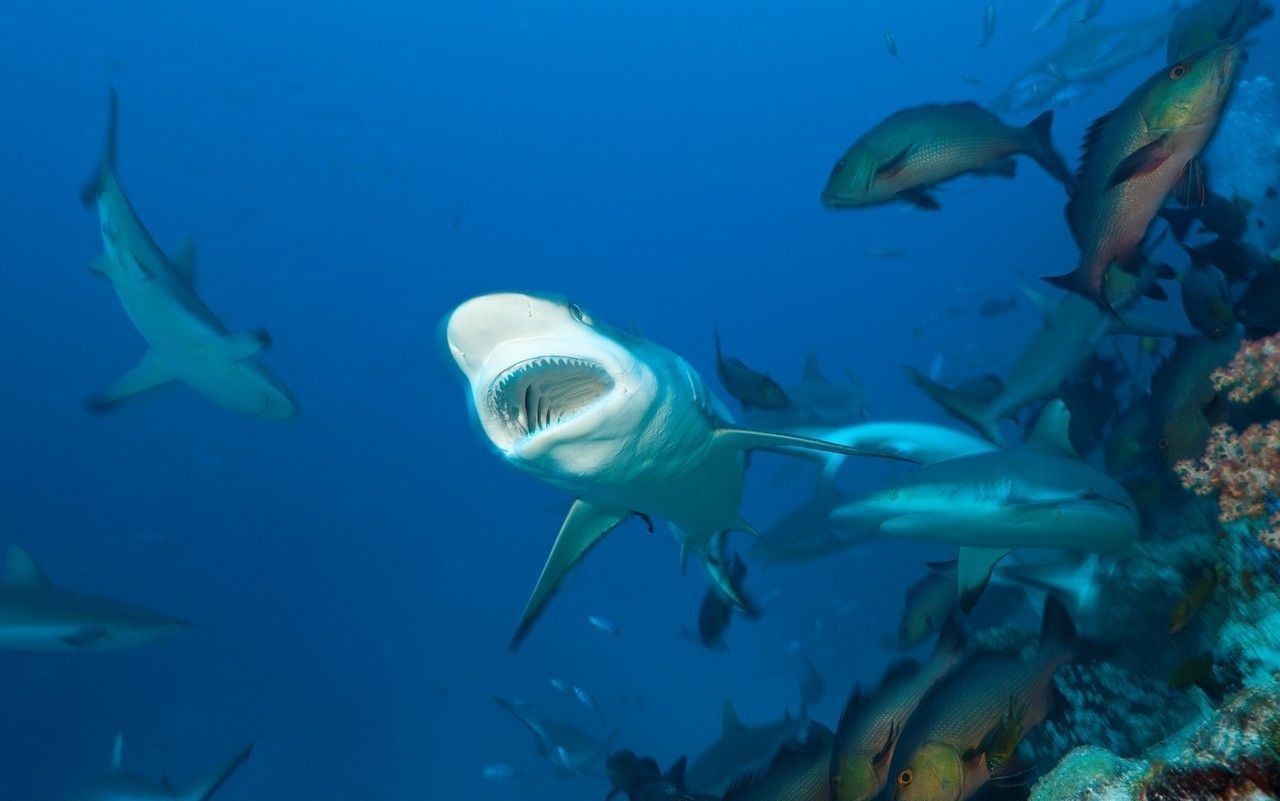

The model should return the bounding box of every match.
[686,702,809,797]
[0,546,188,652]
[81,90,297,419]
[494,696,611,777]
[753,422,998,565]
[445,292,909,649]
[908,261,1171,443]
[66,734,252,801]
[831,402,1139,609]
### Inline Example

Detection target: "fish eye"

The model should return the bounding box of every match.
[1169,64,1188,79]
[568,303,585,322]
[831,775,842,787]
[897,770,913,787]
[1158,438,1169,450]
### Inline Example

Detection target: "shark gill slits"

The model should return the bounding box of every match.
[491,357,615,439]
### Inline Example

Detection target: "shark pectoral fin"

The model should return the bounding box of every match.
[222,329,273,362]
[510,500,629,652]
[172,236,198,287]
[84,351,176,415]
[187,743,253,801]
[956,546,1011,612]
[62,626,109,649]
[712,427,921,464]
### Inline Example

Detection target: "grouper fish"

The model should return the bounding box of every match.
[1046,44,1239,312]
[822,104,1074,211]
[888,599,1087,801]
[830,621,967,801]
[81,91,298,419]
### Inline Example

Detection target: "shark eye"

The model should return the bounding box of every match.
[829,160,845,178]
[568,303,586,323]
[897,770,913,787]
[1169,64,1187,79]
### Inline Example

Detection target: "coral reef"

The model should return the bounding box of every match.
[1175,335,1280,549]
[1030,674,1280,801]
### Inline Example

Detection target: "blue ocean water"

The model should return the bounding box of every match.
[1,1,1278,799]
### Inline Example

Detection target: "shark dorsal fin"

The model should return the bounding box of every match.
[801,353,826,382]
[2,546,52,590]
[1027,400,1077,457]
[172,237,197,287]
[111,733,124,772]
[722,701,743,732]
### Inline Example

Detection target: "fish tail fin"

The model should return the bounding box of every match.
[181,744,252,801]
[1043,269,1117,317]
[81,88,120,207]
[902,366,1003,443]
[1023,110,1075,193]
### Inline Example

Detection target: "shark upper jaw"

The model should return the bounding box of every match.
[446,293,647,461]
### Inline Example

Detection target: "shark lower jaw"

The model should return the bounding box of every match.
[483,356,617,452]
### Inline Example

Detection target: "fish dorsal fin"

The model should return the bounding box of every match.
[111,733,124,772]
[879,658,922,689]
[802,353,826,382]
[172,237,197,287]
[1067,111,1116,236]
[1027,400,1078,457]
[2,546,52,590]
[722,700,744,732]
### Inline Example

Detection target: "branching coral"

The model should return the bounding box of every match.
[1176,334,1280,550]
[1211,333,1280,404]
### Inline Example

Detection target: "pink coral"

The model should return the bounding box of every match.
[1176,422,1280,550]
[1211,334,1280,404]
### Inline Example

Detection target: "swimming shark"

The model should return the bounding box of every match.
[0,546,188,652]
[80,90,298,419]
[445,292,910,649]
[908,260,1172,443]
[686,702,810,797]
[831,402,1139,609]
[65,734,252,801]
[494,696,612,778]
[752,422,998,565]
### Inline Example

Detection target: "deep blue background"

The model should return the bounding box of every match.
[0,1,1275,799]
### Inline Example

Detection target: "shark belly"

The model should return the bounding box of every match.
[111,279,296,419]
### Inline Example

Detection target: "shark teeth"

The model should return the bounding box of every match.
[487,357,614,440]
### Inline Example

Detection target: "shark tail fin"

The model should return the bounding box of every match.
[903,367,1003,444]
[81,88,120,207]
[182,744,252,801]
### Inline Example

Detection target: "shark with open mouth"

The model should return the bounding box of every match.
[445,292,910,649]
